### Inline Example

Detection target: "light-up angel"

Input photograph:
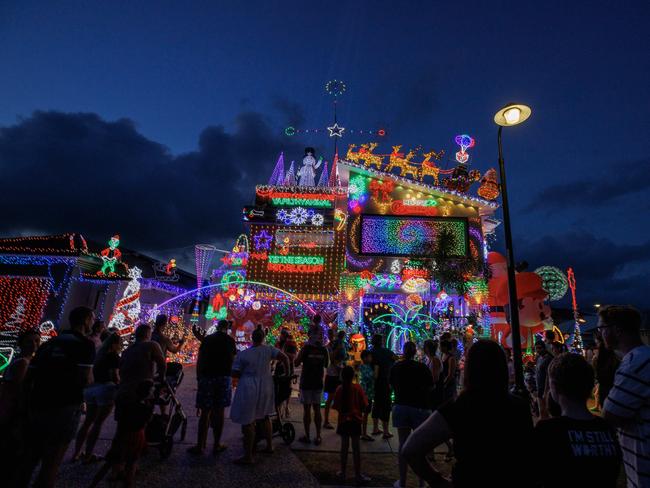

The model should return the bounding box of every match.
[297,147,322,186]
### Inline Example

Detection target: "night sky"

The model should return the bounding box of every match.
[1,1,649,308]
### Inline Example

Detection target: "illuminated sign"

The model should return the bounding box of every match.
[268,255,324,265]
[391,200,440,216]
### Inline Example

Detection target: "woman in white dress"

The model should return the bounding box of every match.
[230,327,289,464]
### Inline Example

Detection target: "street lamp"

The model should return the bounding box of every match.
[494,102,532,396]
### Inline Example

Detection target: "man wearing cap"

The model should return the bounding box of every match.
[188,319,237,455]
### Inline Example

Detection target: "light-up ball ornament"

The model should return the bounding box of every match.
[285,126,296,136]
[378,129,386,137]
[252,301,261,310]
[534,266,569,301]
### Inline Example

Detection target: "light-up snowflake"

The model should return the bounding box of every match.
[311,214,324,226]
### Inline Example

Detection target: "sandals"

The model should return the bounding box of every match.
[360,434,375,441]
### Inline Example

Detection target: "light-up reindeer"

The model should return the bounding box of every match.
[358,142,384,170]
[346,144,361,164]
[386,145,418,178]
[419,149,444,185]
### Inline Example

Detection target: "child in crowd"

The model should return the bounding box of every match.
[90,380,155,488]
[358,350,374,441]
[333,366,370,485]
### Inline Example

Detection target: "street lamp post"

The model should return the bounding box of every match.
[494,103,532,396]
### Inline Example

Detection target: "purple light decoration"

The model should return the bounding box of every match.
[194,244,216,292]
[268,152,285,185]
[253,230,273,250]
[345,249,374,269]
[317,160,329,187]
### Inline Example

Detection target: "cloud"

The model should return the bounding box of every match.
[0,110,310,267]
[516,230,650,307]
[272,96,306,128]
[526,157,650,212]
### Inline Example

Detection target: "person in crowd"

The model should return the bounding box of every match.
[117,324,166,406]
[543,329,556,354]
[0,328,40,467]
[593,332,620,410]
[600,306,650,488]
[504,348,515,386]
[73,332,122,462]
[323,329,345,429]
[390,341,434,488]
[229,326,289,464]
[402,340,534,488]
[450,338,462,387]
[12,306,96,488]
[188,319,237,456]
[535,340,553,418]
[551,340,568,356]
[524,358,539,417]
[88,320,106,350]
[275,327,298,418]
[90,379,155,488]
[151,314,185,360]
[422,340,442,411]
[358,350,375,441]
[333,365,370,485]
[439,340,457,402]
[534,353,621,487]
[370,334,396,439]
[295,326,329,445]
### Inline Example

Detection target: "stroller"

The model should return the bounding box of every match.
[145,362,188,459]
[254,373,296,446]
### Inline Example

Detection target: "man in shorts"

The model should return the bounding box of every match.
[188,319,237,455]
[295,327,329,445]
[13,306,96,488]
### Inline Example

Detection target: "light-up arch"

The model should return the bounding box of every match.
[151,280,317,315]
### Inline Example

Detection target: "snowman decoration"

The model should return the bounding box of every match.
[297,147,322,187]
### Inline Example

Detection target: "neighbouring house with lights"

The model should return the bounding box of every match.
[230,138,502,350]
[0,233,197,373]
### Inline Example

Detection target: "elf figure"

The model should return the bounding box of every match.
[98,234,122,276]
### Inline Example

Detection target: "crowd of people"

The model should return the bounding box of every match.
[0,305,647,488]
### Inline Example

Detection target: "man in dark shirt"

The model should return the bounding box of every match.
[14,306,96,488]
[188,319,237,455]
[389,341,434,488]
[370,334,396,438]
[295,326,329,445]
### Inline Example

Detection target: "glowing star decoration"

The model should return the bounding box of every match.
[327,123,345,138]
[97,234,122,277]
[108,266,142,336]
[534,266,569,301]
[253,230,273,250]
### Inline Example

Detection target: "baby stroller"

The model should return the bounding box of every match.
[145,362,188,459]
[254,373,296,445]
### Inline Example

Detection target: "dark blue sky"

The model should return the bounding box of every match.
[1,0,649,307]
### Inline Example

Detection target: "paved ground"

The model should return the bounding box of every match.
[55,365,319,488]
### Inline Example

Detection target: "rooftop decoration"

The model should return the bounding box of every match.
[534,266,568,301]
[477,168,500,201]
[96,234,122,277]
[296,148,323,186]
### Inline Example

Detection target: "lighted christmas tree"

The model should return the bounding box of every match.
[108,266,142,334]
[269,152,285,185]
[284,161,296,186]
[317,160,329,187]
[567,267,584,354]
